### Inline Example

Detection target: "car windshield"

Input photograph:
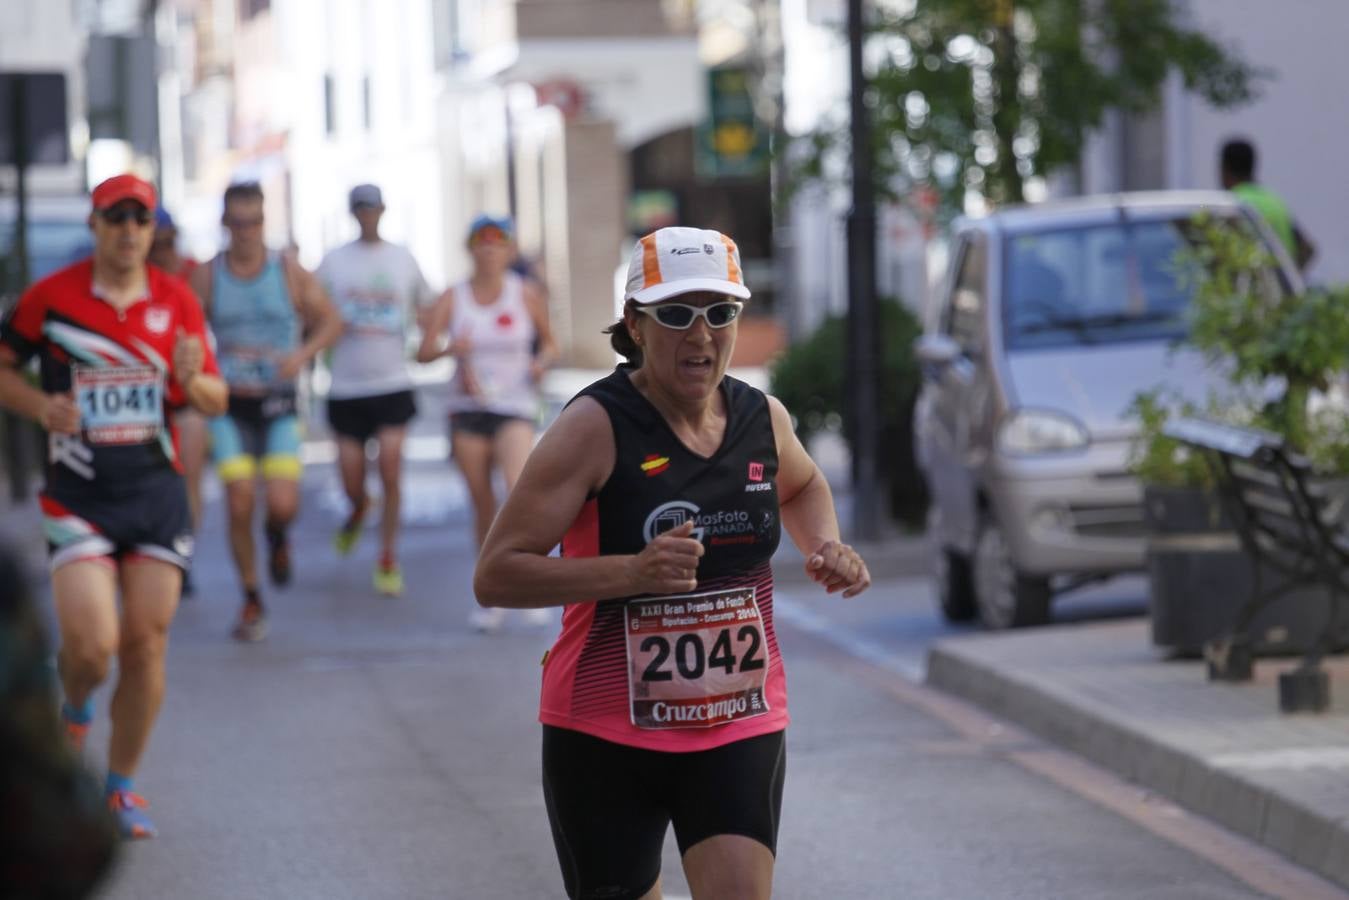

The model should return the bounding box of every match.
[1001,216,1268,351]
[0,218,93,289]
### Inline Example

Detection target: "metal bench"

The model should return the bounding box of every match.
[1163,417,1345,712]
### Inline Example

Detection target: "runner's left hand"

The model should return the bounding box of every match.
[806,541,870,598]
[173,329,204,387]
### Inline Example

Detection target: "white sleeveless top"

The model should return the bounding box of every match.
[445,272,539,420]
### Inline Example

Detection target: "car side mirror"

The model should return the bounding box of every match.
[915,333,962,368]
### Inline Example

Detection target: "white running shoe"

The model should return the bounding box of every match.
[469,606,506,634]
[522,607,554,627]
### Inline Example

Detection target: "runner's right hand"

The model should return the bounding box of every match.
[459,362,484,400]
[41,393,80,434]
[628,519,704,595]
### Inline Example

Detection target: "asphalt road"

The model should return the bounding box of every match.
[54,442,1313,900]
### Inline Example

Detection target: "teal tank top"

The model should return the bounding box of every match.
[209,253,300,393]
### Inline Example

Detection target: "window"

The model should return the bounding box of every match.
[946,236,987,352]
[432,0,467,68]
[323,74,336,136]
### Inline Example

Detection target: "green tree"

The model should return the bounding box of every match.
[794,0,1264,212]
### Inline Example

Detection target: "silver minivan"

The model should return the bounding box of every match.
[914,191,1300,629]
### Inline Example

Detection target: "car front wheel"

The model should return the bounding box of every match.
[974,517,1051,629]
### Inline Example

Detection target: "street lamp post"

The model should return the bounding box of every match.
[847,0,883,540]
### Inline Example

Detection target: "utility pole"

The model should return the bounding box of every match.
[5,75,33,502]
[846,0,882,540]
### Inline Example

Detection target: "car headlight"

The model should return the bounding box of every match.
[997,409,1090,455]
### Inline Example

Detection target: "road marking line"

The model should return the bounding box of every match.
[773,591,927,682]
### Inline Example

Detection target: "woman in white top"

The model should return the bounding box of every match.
[418,215,557,630]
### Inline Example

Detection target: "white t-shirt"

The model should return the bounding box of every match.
[317,239,435,399]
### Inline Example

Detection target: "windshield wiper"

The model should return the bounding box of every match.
[1016,309,1180,335]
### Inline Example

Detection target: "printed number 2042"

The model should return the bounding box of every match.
[640,626,765,683]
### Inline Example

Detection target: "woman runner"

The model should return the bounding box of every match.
[474,226,871,899]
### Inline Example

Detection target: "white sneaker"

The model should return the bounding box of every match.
[469,606,506,634]
[522,607,554,627]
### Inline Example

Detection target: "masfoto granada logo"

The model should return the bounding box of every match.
[641,453,670,477]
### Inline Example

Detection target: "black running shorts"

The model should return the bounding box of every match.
[449,410,532,438]
[541,726,786,900]
[327,389,417,443]
[41,466,194,571]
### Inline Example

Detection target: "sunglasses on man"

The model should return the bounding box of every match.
[98,207,153,226]
[635,300,744,330]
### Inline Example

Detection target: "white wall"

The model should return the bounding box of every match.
[278,0,446,283]
[1173,0,1349,286]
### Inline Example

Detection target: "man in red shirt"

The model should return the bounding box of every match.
[0,173,227,839]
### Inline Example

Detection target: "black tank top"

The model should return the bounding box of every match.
[570,366,781,571]
[540,366,790,750]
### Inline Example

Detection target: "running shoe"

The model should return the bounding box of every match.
[522,607,555,627]
[232,600,268,642]
[373,563,403,597]
[333,498,370,557]
[63,719,91,754]
[267,530,292,587]
[468,606,506,634]
[108,790,157,839]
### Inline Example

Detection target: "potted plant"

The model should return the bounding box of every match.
[1131,216,1349,655]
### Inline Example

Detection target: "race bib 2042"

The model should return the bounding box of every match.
[624,586,770,730]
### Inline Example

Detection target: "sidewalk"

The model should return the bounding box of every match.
[927,620,1349,891]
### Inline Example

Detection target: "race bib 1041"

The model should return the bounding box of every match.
[624,586,770,730]
[73,364,164,445]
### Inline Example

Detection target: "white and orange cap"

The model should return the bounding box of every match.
[623,227,751,305]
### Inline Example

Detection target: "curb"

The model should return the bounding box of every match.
[927,643,1349,891]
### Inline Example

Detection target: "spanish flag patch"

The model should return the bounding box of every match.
[641,454,671,477]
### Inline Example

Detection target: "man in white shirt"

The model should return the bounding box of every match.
[317,184,435,596]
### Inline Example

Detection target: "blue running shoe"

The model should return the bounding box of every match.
[108,790,157,839]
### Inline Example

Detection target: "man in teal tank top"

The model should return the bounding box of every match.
[1220,138,1316,273]
[190,182,343,641]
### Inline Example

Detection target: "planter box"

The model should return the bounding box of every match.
[1143,484,1349,657]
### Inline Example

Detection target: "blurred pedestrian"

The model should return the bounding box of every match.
[417,214,557,632]
[189,181,343,641]
[149,206,208,595]
[0,173,228,838]
[0,540,119,895]
[1220,137,1316,272]
[147,207,199,283]
[474,226,871,900]
[318,185,436,596]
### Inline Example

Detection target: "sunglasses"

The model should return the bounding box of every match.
[225,216,264,229]
[98,208,153,226]
[635,301,743,330]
